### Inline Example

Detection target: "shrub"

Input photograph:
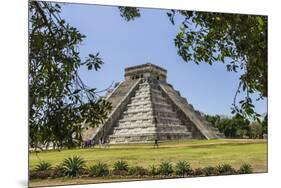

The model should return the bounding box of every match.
[149,164,159,176]
[175,160,193,177]
[112,160,129,176]
[216,163,236,175]
[50,164,64,178]
[128,166,148,176]
[30,161,53,179]
[249,122,263,139]
[29,169,53,179]
[61,156,86,177]
[113,160,129,171]
[193,168,204,176]
[29,170,37,179]
[158,161,173,177]
[88,162,109,177]
[239,163,253,174]
[202,166,219,176]
[112,170,129,176]
[35,161,52,172]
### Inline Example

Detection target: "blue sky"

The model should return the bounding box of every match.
[59,3,267,116]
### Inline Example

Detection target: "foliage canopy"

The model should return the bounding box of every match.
[121,7,267,120]
[29,1,111,150]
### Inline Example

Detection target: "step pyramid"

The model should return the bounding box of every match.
[84,63,224,144]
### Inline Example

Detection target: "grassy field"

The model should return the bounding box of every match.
[29,139,267,172]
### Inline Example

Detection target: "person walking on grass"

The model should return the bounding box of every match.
[99,137,103,148]
[153,117,159,148]
[104,138,110,148]
[153,139,159,148]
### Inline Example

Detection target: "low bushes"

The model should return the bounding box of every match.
[30,161,53,179]
[202,164,237,176]
[30,157,254,180]
[128,166,149,176]
[175,160,193,177]
[50,164,65,178]
[216,163,236,175]
[158,161,173,177]
[193,168,204,176]
[61,156,86,177]
[148,164,159,176]
[29,169,53,179]
[202,166,219,176]
[113,160,129,171]
[88,162,109,177]
[239,163,253,174]
[34,161,52,172]
[112,160,129,176]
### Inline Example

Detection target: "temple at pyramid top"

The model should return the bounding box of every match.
[82,63,224,144]
[124,63,167,82]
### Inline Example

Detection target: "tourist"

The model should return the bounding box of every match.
[153,139,159,148]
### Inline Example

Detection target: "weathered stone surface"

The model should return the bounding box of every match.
[107,80,192,144]
[82,79,140,142]
[83,63,224,144]
[159,83,224,139]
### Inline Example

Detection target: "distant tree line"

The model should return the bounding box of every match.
[205,114,267,139]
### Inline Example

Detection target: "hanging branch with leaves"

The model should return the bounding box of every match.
[29,1,111,150]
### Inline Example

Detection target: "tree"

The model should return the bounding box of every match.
[118,6,140,21]
[29,1,111,150]
[261,114,268,134]
[248,122,263,139]
[217,118,239,138]
[206,114,250,138]
[172,11,267,120]
[205,114,221,127]
[120,7,267,120]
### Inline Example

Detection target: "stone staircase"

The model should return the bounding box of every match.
[151,83,192,140]
[87,79,140,143]
[106,80,137,109]
[107,79,192,144]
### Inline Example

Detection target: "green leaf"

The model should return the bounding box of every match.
[256,17,264,27]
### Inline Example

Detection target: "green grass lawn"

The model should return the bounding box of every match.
[29,139,267,173]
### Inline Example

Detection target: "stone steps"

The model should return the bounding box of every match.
[109,132,192,144]
[154,107,175,114]
[108,80,155,143]
[121,114,153,121]
[89,63,225,143]
[160,83,223,139]
[154,111,177,118]
[113,124,156,130]
[106,80,136,109]
[156,116,182,124]
[119,116,154,123]
[126,105,152,111]
[153,102,172,108]
[123,107,153,113]
[106,79,195,143]
[112,128,156,135]
[110,131,191,138]
[130,95,151,101]
[151,95,167,103]
[127,101,152,107]
[113,122,189,131]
